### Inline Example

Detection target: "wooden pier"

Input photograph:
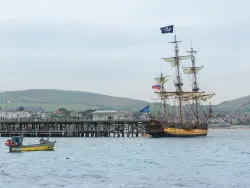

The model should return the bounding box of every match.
[0,119,146,137]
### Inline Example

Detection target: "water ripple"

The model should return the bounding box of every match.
[1,129,250,188]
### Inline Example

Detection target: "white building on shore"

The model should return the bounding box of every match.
[0,111,32,120]
[92,110,134,121]
[92,110,119,121]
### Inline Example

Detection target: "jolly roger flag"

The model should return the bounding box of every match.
[160,25,174,34]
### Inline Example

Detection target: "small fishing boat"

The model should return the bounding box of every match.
[5,136,56,152]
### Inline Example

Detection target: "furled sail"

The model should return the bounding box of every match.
[162,55,190,67]
[182,66,204,74]
[155,91,215,101]
[156,92,176,98]
[154,76,169,84]
[156,91,201,98]
[181,92,215,101]
[199,93,215,102]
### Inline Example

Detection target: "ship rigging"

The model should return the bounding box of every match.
[145,24,215,137]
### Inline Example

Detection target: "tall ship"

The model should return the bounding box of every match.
[144,25,215,137]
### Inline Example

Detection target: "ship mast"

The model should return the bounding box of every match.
[169,35,183,123]
[160,73,167,120]
[154,69,168,120]
[160,24,197,124]
[186,47,200,124]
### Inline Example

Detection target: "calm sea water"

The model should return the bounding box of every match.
[1,129,250,188]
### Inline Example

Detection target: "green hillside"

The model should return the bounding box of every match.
[214,95,250,113]
[1,89,250,114]
[0,89,149,112]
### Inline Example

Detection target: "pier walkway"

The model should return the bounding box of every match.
[0,118,147,137]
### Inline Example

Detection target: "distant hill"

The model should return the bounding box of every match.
[1,89,249,114]
[214,95,250,113]
[0,89,149,112]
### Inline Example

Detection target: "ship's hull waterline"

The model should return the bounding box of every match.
[144,120,208,138]
[149,128,207,137]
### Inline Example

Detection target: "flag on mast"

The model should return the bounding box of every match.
[160,25,174,34]
[140,105,150,113]
[152,84,161,90]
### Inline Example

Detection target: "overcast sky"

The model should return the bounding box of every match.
[0,0,249,105]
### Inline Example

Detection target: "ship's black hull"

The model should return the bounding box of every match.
[149,132,207,138]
